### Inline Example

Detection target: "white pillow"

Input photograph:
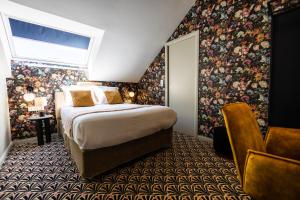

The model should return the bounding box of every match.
[61,85,98,106]
[93,86,119,104]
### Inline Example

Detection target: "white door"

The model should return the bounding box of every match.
[166,31,199,135]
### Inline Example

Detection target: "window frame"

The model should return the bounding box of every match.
[2,15,95,69]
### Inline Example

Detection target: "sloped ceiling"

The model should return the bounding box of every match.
[9,0,195,82]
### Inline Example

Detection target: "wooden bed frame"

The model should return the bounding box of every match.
[55,92,173,178]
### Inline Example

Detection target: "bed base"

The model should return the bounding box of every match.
[62,127,173,178]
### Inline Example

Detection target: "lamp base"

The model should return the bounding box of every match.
[39,111,45,117]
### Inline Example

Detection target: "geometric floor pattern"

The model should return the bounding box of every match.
[0,133,251,200]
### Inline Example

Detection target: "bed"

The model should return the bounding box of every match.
[55,91,176,178]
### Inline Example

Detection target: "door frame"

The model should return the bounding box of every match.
[164,30,199,135]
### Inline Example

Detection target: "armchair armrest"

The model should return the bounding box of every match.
[265,127,300,161]
[243,150,300,200]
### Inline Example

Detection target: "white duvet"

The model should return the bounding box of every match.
[60,104,177,150]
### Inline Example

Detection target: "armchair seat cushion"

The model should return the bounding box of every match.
[244,150,300,200]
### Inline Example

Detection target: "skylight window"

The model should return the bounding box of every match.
[6,18,93,67]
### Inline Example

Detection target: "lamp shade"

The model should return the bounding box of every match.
[34,97,47,107]
[129,91,135,98]
[24,93,35,102]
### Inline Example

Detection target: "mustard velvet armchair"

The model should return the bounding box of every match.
[221,103,300,200]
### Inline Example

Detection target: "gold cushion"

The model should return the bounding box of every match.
[104,90,123,104]
[266,127,300,161]
[244,150,300,200]
[70,90,95,107]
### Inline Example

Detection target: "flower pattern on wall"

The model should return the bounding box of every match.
[7,61,88,140]
[137,49,166,105]
[137,0,293,137]
[7,61,138,140]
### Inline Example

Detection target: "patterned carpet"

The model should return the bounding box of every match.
[0,133,250,200]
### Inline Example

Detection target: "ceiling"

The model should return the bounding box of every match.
[9,0,195,82]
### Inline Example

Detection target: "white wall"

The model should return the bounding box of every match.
[0,36,11,164]
[0,73,11,161]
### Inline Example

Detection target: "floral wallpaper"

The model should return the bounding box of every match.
[270,0,300,13]
[7,61,88,139]
[7,60,137,140]
[137,0,294,137]
[137,48,166,105]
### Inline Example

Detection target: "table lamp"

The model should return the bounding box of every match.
[23,85,35,102]
[126,91,135,104]
[129,91,135,98]
[34,97,47,117]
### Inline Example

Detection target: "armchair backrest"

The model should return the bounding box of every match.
[222,103,266,184]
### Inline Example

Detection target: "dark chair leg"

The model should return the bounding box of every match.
[44,118,51,143]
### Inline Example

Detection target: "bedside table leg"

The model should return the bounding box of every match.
[44,118,51,143]
[36,120,44,146]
